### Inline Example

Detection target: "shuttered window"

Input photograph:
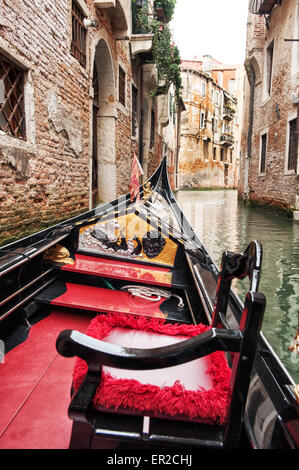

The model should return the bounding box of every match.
[119,66,126,107]
[260,133,267,173]
[132,85,138,137]
[71,1,87,67]
[0,55,25,139]
[287,118,298,171]
[150,109,155,148]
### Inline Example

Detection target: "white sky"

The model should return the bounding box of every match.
[171,0,249,65]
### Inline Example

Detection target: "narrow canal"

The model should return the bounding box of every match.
[177,189,299,383]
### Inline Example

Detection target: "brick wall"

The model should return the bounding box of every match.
[239,1,299,212]
[0,1,154,245]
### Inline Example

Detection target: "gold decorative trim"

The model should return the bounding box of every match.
[142,182,154,201]
[43,244,74,265]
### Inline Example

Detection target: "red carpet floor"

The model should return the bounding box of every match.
[0,309,93,449]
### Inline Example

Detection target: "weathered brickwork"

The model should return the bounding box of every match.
[239,0,299,212]
[0,1,98,243]
[0,0,170,244]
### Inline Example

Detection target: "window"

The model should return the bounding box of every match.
[0,55,25,139]
[220,148,224,162]
[260,133,267,173]
[203,140,209,161]
[230,149,233,163]
[150,109,155,148]
[287,118,298,171]
[217,72,223,87]
[211,88,214,102]
[200,111,205,128]
[118,66,126,107]
[228,79,236,95]
[213,146,217,160]
[169,93,176,124]
[132,85,138,137]
[71,1,87,67]
[202,81,206,97]
[215,91,219,106]
[266,41,274,96]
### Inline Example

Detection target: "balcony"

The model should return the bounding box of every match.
[131,0,153,56]
[131,33,153,56]
[94,0,116,6]
[223,105,236,121]
[94,0,129,36]
[220,133,235,146]
[249,0,279,15]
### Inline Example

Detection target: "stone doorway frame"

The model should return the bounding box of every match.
[90,36,117,208]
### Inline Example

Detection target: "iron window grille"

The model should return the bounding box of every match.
[287,118,298,171]
[71,1,87,68]
[119,66,126,107]
[0,55,25,139]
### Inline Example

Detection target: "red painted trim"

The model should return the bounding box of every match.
[50,282,167,318]
[62,254,173,287]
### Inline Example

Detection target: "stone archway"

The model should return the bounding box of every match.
[92,39,117,204]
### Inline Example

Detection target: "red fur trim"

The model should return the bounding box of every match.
[73,314,232,425]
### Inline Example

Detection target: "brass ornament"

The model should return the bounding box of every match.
[43,244,74,265]
[142,182,154,201]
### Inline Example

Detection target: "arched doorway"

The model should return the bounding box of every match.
[92,39,116,205]
[92,66,99,207]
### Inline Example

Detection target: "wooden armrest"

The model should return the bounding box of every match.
[56,327,241,372]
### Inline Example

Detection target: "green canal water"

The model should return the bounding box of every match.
[177,190,299,383]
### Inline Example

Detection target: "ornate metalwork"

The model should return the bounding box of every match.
[142,181,154,201]
[43,244,74,264]
[249,0,264,14]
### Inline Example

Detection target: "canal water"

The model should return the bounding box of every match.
[177,189,299,383]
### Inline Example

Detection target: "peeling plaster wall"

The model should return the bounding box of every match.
[47,88,84,157]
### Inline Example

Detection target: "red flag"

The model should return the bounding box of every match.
[129,154,143,202]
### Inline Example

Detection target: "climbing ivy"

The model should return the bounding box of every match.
[133,0,182,101]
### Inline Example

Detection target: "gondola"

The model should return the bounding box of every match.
[0,157,298,450]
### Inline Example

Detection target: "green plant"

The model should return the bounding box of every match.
[135,1,182,100]
[154,0,176,23]
[151,23,182,100]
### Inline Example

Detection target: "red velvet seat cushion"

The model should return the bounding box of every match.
[73,314,232,425]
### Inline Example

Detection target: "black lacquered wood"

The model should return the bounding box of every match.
[212,240,263,328]
[56,327,241,371]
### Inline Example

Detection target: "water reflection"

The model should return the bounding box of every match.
[177,190,299,382]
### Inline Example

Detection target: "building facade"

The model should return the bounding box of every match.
[0,0,183,244]
[238,0,299,215]
[178,57,244,189]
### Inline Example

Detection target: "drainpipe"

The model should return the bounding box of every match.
[139,65,144,168]
[244,66,256,199]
